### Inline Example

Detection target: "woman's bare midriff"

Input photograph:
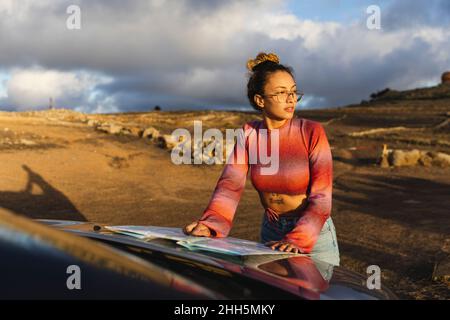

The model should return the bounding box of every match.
[259,192,308,217]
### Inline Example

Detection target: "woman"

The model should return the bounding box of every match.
[184,52,340,266]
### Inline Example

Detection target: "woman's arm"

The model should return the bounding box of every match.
[282,122,333,253]
[197,124,250,237]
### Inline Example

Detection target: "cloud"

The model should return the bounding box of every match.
[382,0,450,30]
[0,0,449,112]
[5,67,113,111]
[0,72,8,99]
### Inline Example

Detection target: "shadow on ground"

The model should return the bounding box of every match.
[333,172,450,235]
[0,165,86,221]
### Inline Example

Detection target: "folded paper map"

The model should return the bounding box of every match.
[105,225,298,256]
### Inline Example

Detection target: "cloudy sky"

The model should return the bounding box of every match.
[0,0,449,113]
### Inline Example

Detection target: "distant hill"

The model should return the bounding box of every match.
[367,83,450,102]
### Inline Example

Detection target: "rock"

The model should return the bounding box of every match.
[430,152,450,167]
[95,123,110,133]
[142,127,160,140]
[157,134,180,150]
[382,149,450,167]
[128,127,144,138]
[202,138,223,164]
[95,123,126,135]
[19,139,36,146]
[418,152,433,167]
[389,149,421,167]
[191,139,204,162]
[119,127,133,136]
[182,137,232,164]
[442,71,450,85]
[87,119,98,127]
[108,124,123,135]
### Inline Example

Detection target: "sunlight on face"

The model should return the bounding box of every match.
[261,71,297,121]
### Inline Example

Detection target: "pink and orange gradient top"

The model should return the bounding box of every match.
[197,117,333,253]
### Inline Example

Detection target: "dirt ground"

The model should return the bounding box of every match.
[0,96,449,299]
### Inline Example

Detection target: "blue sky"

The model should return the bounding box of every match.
[0,0,449,113]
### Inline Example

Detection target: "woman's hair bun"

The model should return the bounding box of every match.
[246,52,280,71]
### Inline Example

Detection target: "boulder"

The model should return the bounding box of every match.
[389,149,421,167]
[142,127,160,140]
[87,119,99,127]
[94,122,126,135]
[442,71,450,85]
[418,152,433,167]
[19,139,36,146]
[108,124,123,135]
[430,152,450,167]
[201,138,223,165]
[95,124,110,133]
[128,127,144,138]
[157,134,180,150]
[380,148,450,168]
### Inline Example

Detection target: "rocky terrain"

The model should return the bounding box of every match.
[0,83,449,299]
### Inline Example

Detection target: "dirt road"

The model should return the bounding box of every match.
[0,108,448,299]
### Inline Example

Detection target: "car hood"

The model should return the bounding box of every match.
[38,219,398,300]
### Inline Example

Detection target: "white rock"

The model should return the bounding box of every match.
[108,124,123,135]
[142,127,160,140]
[158,134,180,149]
[87,119,98,127]
[19,139,36,146]
[431,152,450,167]
[389,149,421,167]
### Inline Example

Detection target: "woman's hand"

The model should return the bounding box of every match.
[183,221,212,237]
[265,240,302,253]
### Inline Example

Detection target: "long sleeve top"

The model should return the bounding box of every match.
[198,117,333,253]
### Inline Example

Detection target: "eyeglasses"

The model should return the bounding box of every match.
[263,90,304,103]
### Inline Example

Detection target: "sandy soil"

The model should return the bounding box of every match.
[0,94,449,299]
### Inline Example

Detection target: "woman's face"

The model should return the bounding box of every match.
[255,71,297,121]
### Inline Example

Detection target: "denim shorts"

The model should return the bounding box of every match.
[260,213,340,269]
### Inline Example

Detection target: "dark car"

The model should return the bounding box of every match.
[0,208,397,300]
